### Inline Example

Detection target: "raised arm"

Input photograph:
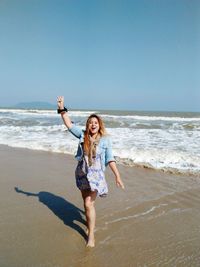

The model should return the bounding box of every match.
[57,96,73,129]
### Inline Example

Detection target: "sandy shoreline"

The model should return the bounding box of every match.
[1,145,200,267]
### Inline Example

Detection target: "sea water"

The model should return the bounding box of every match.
[0,108,200,175]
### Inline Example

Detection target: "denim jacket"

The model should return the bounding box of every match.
[68,124,116,171]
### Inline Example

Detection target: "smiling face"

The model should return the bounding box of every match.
[88,117,100,136]
[84,114,106,152]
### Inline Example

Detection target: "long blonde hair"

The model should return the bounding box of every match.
[83,114,106,155]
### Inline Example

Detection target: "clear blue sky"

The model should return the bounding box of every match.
[0,0,199,111]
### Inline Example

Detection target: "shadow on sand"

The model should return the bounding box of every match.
[15,187,87,241]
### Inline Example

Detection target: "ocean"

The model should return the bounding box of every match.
[0,108,200,176]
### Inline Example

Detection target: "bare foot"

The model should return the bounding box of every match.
[86,234,95,248]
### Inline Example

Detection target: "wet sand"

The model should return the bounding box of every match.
[1,145,200,267]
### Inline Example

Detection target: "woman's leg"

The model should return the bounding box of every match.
[81,190,97,247]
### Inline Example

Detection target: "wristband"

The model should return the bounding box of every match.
[57,107,68,114]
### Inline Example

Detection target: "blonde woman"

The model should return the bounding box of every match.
[57,96,124,247]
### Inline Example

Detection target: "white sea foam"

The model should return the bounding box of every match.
[101,114,200,122]
[0,108,200,175]
[105,203,169,225]
[0,109,97,117]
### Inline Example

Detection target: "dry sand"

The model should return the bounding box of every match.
[1,145,200,267]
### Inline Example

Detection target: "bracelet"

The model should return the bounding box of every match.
[57,107,68,114]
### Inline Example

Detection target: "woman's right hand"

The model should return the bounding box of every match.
[57,96,64,109]
[57,96,72,128]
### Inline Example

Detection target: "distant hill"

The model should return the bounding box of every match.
[12,101,56,109]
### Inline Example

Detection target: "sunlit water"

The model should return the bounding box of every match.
[0,108,200,175]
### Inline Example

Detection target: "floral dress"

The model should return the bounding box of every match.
[75,147,108,197]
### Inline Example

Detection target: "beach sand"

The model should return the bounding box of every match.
[1,145,200,267]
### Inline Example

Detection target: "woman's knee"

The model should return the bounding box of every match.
[84,198,94,210]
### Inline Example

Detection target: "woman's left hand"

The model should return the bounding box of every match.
[116,176,125,190]
[108,161,125,190]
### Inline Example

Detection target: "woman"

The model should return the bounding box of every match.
[57,96,124,247]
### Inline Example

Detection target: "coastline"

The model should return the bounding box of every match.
[1,108,199,176]
[1,145,200,267]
